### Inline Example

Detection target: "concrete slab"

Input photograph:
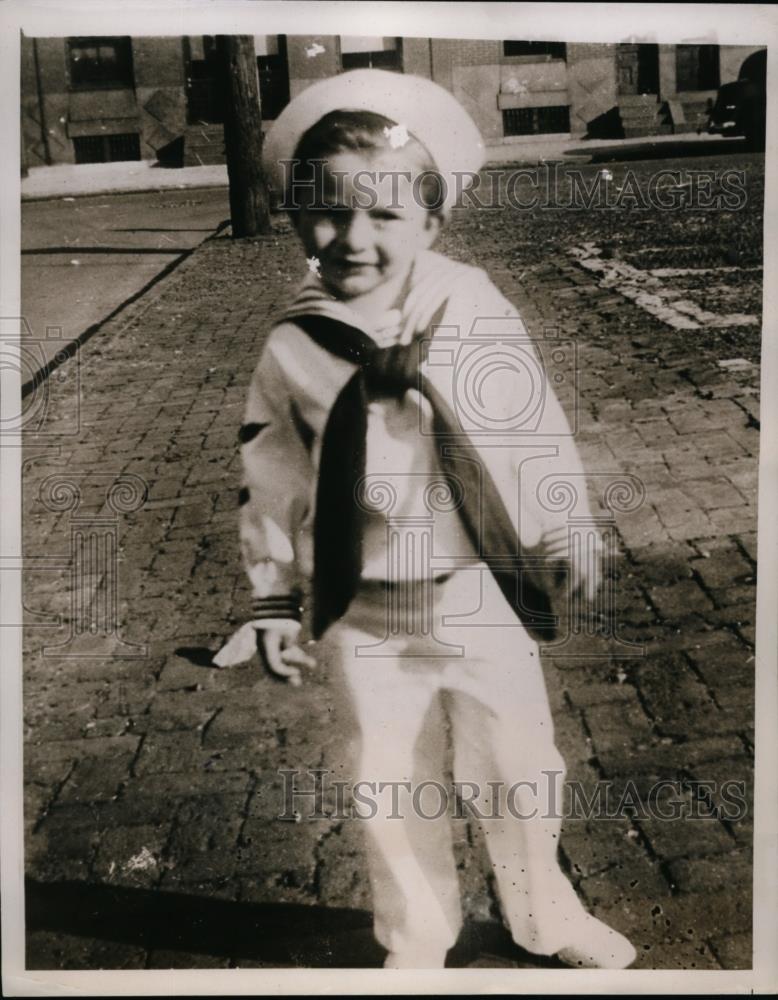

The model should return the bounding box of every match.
[21,187,230,372]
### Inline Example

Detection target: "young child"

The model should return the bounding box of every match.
[216,69,637,971]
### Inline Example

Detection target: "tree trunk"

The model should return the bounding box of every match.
[216,35,272,237]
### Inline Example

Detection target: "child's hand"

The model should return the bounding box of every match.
[258,624,317,687]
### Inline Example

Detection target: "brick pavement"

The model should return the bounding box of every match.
[22,155,760,970]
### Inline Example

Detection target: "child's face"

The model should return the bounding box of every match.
[295,149,441,302]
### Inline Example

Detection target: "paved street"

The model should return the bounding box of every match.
[21,150,761,970]
[21,187,229,372]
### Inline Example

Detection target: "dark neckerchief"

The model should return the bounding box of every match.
[294,313,557,643]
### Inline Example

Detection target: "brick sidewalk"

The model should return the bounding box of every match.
[22,156,760,970]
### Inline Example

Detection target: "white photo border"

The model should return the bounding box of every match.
[2,1,777,995]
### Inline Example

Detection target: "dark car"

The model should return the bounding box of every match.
[708,49,767,150]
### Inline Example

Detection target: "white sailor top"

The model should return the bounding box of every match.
[235,248,592,633]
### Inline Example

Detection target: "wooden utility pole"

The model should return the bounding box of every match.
[216,35,272,237]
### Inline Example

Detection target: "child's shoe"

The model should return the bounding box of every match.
[384,946,448,969]
[556,915,637,969]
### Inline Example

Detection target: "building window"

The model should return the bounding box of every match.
[502,105,570,136]
[73,133,141,164]
[503,41,566,60]
[256,35,290,119]
[185,35,290,125]
[676,44,720,91]
[341,36,402,71]
[616,43,660,95]
[185,36,223,125]
[68,37,134,89]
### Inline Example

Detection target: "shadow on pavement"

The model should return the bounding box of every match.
[111,227,224,233]
[22,246,191,256]
[175,645,219,667]
[26,879,568,969]
[26,879,381,968]
[568,136,752,163]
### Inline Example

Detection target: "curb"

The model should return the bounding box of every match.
[21,181,230,204]
[21,134,743,201]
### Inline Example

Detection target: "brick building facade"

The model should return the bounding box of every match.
[21,33,765,169]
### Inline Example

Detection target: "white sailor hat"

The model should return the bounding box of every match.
[262,68,485,212]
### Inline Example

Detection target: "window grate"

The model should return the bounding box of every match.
[72,135,104,164]
[502,105,570,136]
[108,132,141,161]
[73,133,140,164]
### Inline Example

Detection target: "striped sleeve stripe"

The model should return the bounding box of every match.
[251,595,303,621]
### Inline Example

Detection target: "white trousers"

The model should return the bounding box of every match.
[321,565,591,958]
